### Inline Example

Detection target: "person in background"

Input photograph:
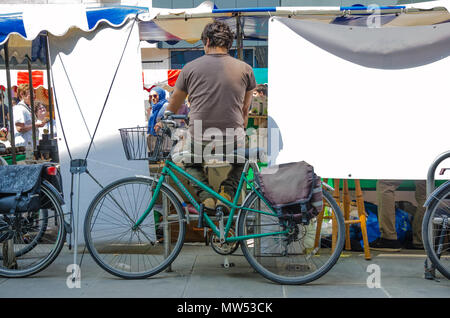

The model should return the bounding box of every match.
[254,84,267,98]
[35,102,56,144]
[0,90,9,130]
[147,86,169,136]
[251,84,268,116]
[370,180,426,251]
[0,127,10,148]
[176,96,190,127]
[13,84,45,148]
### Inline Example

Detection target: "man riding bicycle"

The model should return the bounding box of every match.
[155,21,256,213]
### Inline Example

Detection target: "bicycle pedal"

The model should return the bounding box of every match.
[204,207,217,216]
[215,204,230,216]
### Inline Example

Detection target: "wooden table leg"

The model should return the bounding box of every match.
[314,209,324,249]
[343,180,351,250]
[355,179,371,260]
[331,179,340,253]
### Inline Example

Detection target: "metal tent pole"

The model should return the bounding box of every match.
[4,40,16,164]
[26,56,37,155]
[44,34,55,139]
[235,14,243,61]
[1,92,5,128]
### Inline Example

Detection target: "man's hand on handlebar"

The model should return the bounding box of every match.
[154,122,163,133]
[154,113,189,133]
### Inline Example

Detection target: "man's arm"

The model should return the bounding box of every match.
[167,88,188,114]
[242,90,253,129]
[16,121,45,132]
[15,122,30,133]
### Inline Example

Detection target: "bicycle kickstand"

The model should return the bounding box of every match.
[216,207,235,269]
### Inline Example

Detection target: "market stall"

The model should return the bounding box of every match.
[0,0,448,254]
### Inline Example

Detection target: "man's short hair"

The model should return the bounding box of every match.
[201,20,234,50]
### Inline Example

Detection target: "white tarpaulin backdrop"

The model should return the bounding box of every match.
[49,20,148,241]
[268,17,450,180]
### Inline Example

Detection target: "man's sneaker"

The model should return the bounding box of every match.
[369,237,402,252]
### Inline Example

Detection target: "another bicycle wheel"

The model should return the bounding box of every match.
[238,189,345,285]
[422,182,450,279]
[84,176,186,279]
[0,182,66,278]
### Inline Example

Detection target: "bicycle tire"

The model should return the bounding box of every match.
[84,176,186,279]
[0,182,66,278]
[422,182,450,279]
[238,189,345,285]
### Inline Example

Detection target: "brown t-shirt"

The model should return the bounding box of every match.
[175,53,256,139]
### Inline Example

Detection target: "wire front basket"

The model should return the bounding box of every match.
[119,126,172,163]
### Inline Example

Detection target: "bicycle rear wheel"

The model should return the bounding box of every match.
[84,176,186,279]
[238,189,345,285]
[0,182,66,278]
[422,182,450,279]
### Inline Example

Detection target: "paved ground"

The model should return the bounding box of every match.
[0,243,449,299]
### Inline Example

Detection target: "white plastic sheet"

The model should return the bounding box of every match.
[268,17,450,180]
[49,20,149,242]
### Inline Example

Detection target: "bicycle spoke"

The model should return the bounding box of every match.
[85,177,185,279]
[0,184,65,278]
[238,190,344,285]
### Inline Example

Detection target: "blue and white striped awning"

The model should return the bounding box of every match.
[0,5,148,65]
[0,0,449,56]
[0,5,148,45]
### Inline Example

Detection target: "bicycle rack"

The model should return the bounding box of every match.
[424,150,450,280]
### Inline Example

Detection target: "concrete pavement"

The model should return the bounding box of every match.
[0,243,449,299]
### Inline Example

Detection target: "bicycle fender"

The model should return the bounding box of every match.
[424,180,450,207]
[42,180,65,206]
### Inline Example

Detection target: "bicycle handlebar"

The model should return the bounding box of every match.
[170,114,188,121]
[160,114,189,130]
[161,119,177,127]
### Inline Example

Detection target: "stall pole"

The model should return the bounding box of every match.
[26,57,37,155]
[1,92,5,128]
[44,34,54,139]
[4,41,16,164]
[235,14,243,61]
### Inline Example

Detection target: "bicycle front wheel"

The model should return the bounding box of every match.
[84,176,186,279]
[422,182,450,279]
[0,182,66,278]
[238,189,345,285]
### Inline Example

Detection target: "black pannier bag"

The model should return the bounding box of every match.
[255,161,323,224]
[0,164,47,214]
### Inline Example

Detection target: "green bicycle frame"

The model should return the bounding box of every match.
[133,160,288,243]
